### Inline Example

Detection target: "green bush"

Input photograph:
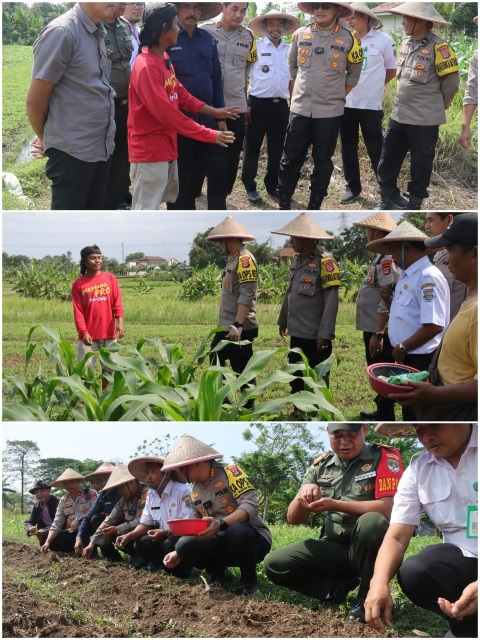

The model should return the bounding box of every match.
[180,263,221,301]
[12,262,76,302]
[258,261,291,303]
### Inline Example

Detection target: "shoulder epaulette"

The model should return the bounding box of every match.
[312,451,330,465]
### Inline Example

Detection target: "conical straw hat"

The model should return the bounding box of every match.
[102,464,137,492]
[353,212,397,233]
[365,221,427,254]
[271,212,334,240]
[84,461,115,482]
[177,2,222,21]
[298,2,353,19]
[162,435,222,472]
[206,216,255,242]
[349,2,383,29]
[388,2,451,25]
[375,423,417,438]
[127,456,164,483]
[248,9,301,36]
[51,468,86,487]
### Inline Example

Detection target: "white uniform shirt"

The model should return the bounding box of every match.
[388,255,449,352]
[249,37,290,99]
[391,424,478,557]
[346,29,396,110]
[140,480,192,529]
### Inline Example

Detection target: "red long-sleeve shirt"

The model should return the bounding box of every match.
[71,273,124,340]
[128,49,217,163]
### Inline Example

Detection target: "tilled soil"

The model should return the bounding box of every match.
[3,540,394,638]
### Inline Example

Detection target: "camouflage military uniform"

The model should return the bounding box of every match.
[264,443,403,600]
[175,461,272,586]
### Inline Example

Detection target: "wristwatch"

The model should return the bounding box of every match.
[375,332,384,339]
[233,321,244,328]
[399,342,408,354]
[218,518,229,532]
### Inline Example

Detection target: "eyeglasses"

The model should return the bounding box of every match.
[311,3,334,10]
[329,430,361,442]
[128,3,145,7]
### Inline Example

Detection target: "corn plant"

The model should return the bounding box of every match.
[180,263,221,301]
[11,262,75,302]
[339,258,369,302]
[3,326,345,422]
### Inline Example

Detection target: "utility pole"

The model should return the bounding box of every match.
[339,212,349,232]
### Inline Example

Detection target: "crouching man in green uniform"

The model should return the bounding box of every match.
[263,423,403,622]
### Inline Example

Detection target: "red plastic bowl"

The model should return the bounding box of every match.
[167,518,209,536]
[367,363,424,398]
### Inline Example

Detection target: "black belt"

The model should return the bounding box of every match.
[250,96,288,104]
[115,97,128,105]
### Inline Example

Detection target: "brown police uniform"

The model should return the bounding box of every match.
[48,487,98,552]
[175,461,272,587]
[264,442,403,600]
[91,484,149,546]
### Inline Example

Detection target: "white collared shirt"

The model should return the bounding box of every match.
[391,425,478,557]
[140,480,192,529]
[388,255,449,352]
[249,37,290,99]
[346,28,396,110]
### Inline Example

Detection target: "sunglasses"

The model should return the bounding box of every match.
[311,3,334,10]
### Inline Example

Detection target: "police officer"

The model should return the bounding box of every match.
[206,217,258,408]
[40,469,98,555]
[264,423,403,622]
[83,464,149,562]
[339,3,396,204]
[103,3,135,210]
[166,3,228,210]
[366,221,450,421]
[271,213,340,393]
[241,9,299,204]
[459,17,477,150]
[24,481,60,546]
[202,3,258,196]
[376,2,460,211]
[353,212,401,421]
[162,435,272,596]
[277,2,363,210]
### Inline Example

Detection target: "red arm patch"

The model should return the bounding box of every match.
[375,447,403,498]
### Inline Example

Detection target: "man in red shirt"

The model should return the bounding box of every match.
[71,245,124,389]
[128,2,239,209]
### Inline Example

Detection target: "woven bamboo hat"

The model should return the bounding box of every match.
[353,212,397,233]
[388,2,451,26]
[162,435,222,472]
[249,9,300,36]
[365,221,427,254]
[128,456,164,483]
[349,2,383,30]
[51,468,86,487]
[206,216,255,242]
[84,462,115,482]
[176,2,222,21]
[102,465,137,492]
[298,2,354,19]
[375,423,417,438]
[271,212,333,240]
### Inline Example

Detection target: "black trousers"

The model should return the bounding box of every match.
[167,133,228,210]
[398,544,478,638]
[340,108,384,194]
[134,534,191,577]
[377,118,439,199]
[210,328,258,376]
[49,529,89,553]
[363,331,395,420]
[105,99,130,210]
[241,96,289,193]
[402,352,435,421]
[278,113,341,197]
[176,524,271,585]
[81,512,107,539]
[288,335,332,394]
[45,148,113,210]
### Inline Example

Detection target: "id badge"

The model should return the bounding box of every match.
[466,505,478,538]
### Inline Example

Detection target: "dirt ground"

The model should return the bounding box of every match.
[3,540,394,639]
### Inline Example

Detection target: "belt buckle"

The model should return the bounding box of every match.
[273,98,280,103]
[121,98,128,106]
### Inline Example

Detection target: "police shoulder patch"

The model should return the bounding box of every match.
[320,255,341,289]
[237,252,258,283]
[434,42,459,76]
[224,464,254,499]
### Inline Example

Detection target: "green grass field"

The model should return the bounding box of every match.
[2,510,446,637]
[2,278,403,420]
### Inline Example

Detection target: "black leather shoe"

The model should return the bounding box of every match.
[308,193,323,210]
[340,187,360,204]
[278,192,292,210]
[239,581,260,597]
[322,577,360,605]
[391,190,408,209]
[209,568,235,586]
[359,410,379,420]
[408,195,423,210]
[246,190,262,204]
[129,556,148,570]
[347,599,366,623]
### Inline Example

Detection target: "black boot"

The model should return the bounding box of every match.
[347,599,366,623]
[391,189,408,209]
[278,192,291,210]
[307,191,323,210]
[374,188,393,210]
[408,195,423,210]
